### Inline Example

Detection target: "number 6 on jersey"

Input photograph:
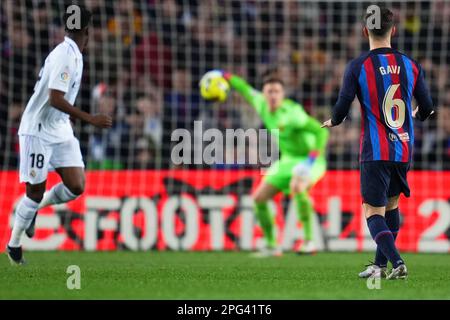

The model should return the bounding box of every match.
[382,84,406,129]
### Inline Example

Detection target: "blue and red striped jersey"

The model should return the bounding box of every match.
[331,47,434,163]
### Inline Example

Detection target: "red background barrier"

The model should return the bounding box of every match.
[0,170,449,252]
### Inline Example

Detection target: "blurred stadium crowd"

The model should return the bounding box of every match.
[1,0,449,170]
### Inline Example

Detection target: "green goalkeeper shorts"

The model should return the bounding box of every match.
[263,156,327,195]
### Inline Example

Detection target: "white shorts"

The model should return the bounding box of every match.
[19,135,84,184]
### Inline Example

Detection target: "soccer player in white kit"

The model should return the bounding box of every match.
[7,6,112,264]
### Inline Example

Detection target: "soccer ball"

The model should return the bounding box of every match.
[199,70,230,102]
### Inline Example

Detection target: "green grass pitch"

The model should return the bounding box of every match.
[1,251,449,300]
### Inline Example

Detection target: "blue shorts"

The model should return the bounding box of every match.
[360,161,410,207]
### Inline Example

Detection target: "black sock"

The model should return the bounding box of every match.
[367,214,404,268]
[374,208,400,267]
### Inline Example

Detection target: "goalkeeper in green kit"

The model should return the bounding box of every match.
[221,71,329,256]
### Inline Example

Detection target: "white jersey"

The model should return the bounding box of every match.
[18,36,83,143]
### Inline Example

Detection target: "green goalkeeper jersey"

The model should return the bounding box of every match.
[229,75,329,158]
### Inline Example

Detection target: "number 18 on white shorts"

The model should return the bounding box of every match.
[19,135,85,184]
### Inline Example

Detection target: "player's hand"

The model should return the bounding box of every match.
[90,114,113,128]
[321,119,334,128]
[412,106,435,119]
[290,163,311,194]
[412,106,419,118]
[222,71,232,81]
[213,70,232,81]
[291,161,312,193]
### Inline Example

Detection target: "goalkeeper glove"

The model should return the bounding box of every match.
[213,70,232,81]
[292,151,320,179]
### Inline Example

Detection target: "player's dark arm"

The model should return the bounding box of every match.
[413,67,435,121]
[49,89,112,128]
[330,96,353,126]
[322,61,357,128]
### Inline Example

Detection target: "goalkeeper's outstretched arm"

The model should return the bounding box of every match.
[222,72,266,114]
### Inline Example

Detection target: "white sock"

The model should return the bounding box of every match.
[8,196,39,247]
[38,183,79,210]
